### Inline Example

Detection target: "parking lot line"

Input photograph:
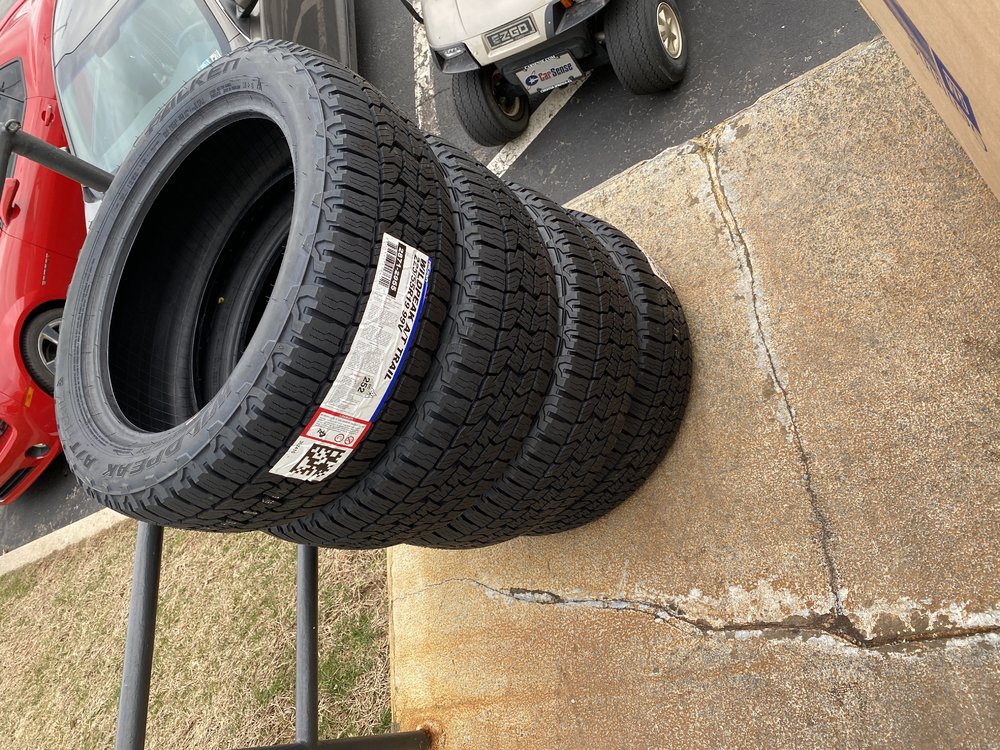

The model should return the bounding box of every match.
[411,1,438,133]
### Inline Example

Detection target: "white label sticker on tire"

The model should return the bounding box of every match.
[270,234,432,481]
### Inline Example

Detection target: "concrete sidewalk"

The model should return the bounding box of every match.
[388,39,999,749]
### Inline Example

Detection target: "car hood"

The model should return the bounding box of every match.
[422,0,547,48]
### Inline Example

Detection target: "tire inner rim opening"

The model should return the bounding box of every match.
[107,118,293,433]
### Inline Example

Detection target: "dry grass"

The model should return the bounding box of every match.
[0,521,390,749]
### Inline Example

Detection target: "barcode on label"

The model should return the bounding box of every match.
[378,237,400,288]
[269,232,432,483]
[289,443,349,480]
[378,236,407,297]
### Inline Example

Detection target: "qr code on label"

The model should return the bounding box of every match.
[290,443,349,481]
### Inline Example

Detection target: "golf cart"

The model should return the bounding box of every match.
[420,0,688,146]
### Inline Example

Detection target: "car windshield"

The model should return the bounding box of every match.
[53,0,228,172]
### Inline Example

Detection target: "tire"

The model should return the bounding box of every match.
[20,306,61,394]
[451,65,530,147]
[266,138,559,548]
[202,192,292,394]
[605,0,689,94]
[414,185,638,549]
[56,41,456,531]
[530,211,692,534]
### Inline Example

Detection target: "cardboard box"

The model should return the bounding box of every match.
[858,0,1000,197]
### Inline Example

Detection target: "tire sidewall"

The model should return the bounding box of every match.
[58,46,346,495]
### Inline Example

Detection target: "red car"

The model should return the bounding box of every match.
[0,0,86,504]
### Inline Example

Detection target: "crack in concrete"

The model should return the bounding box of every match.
[391,577,473,604]
[393,578,1000,650]
[471,582,1000,652]
[693,130,855,637]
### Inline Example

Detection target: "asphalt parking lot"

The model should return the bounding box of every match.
[0,0,876,553]
[359,0,877,201]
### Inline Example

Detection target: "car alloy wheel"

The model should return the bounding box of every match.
[36,316,60,377]
[21,306,63,393]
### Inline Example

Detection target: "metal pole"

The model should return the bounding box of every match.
[0,123,13,181]
[3,120,114,192]
[310,734,432,749]
[114,522,164,750]
[297,545,319,749]
[236,733,432,750]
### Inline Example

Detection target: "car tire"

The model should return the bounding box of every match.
[414,185,638,549]
[451,65,530,147]
[605,0,689,94]
[200,191,293,395]
[529,211,692,535]
[265,138,559,548]
[20,306,61,395]
[56,41,456,531]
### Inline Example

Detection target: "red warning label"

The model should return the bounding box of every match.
[302,408,371,448]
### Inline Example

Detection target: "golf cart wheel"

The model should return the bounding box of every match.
[605,0,689,94]
[452,65,529,147]
[20,306,61,394]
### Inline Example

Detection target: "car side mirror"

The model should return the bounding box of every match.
[213,0,258,21]
[233,0,259,18]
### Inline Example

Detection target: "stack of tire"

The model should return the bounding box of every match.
[55,42,690,550]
